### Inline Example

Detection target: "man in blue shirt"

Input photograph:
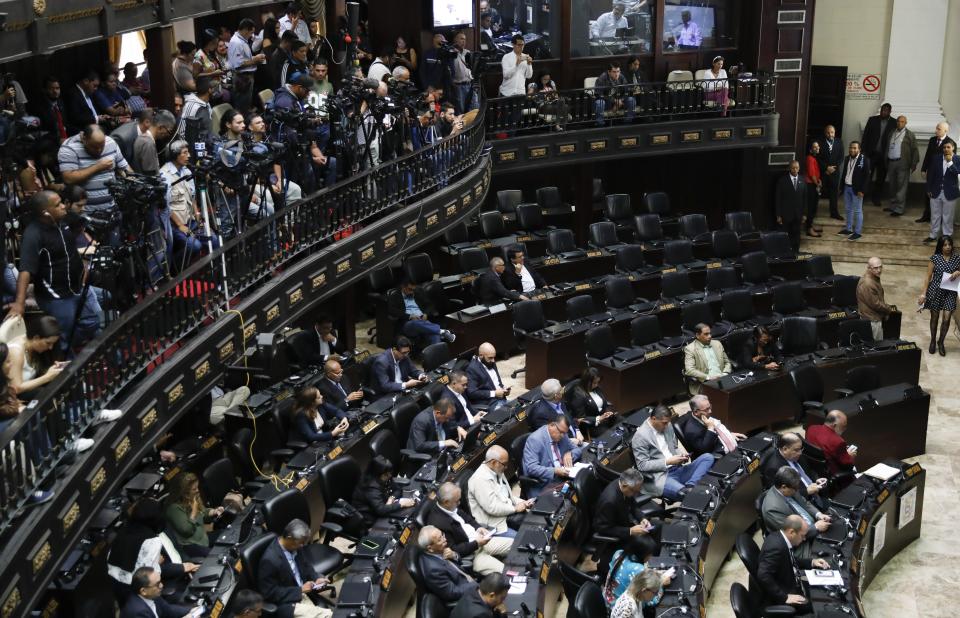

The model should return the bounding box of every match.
[387,280,456,346]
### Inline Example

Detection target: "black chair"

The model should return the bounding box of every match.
[679,213,711,243]
[570,470,620,561]
[634,214,665,246]
[271,399,307,451]
[682,301,730,338]
[845,364,880,393]
[557,562,599,618]
[368,428,431,479]
[801,440,856,490]
[389,397,422,446]
[201,457,262,507]
[641,191,674,220]
[837,318,875,347]
[725,211,761,239]
[660,271,705,303]
[238,534,282,616]
[761,231,797,260]
[458,247,488,273]
[741,251,784,287]
[366,268,395,344]
[804,254,839,283]
[443,222,470,245]
[604,275,652,311]
[604,193,634,233]
[509,432,540,498]
[663,239,705,269]
[421,279,463,318]
[722,290,760,327]
[592,178,605,206]
[788,363,828,423]
[496,189,522,213]
[730,581,796,618]
[227,428,270,487]
[512,300,553,378]
[403,253,434,284]
[537,186,564,211]
[516,203,551,236]
[547,228,580,255]
[772,282,826,318]
[572,581,608,618]
[478,211,508,240]
[734,534,797,618]
[615,244,656,275]
[285,329,318,370]
[261,489,352,578]
[405,544,450,618]
[585,325,617,360]
[566,294,597,322]
[630,315,662,347]
[832,276,860,310]
[712,229,743,261]
[419,594,450,618]
[706,266,742,294]
[421,342,452,373]
[779,316,821,356]
[317,455,363,538]
[723,328,754,370]
[589,221,626,251]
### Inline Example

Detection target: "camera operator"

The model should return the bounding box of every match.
[161,140,219,268]
[6,190,104,352]
[420,32,453,93]
[450,31,479,115]
[0,72,28,144]
[272,72,334,194]
[58,124,130,246]
[368,46,393,83]
[355,79,390,170]
[174,77,214,147]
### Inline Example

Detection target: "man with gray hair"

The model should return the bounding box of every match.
[631,405,714,500]
[679,394,745,458]
[593,467,661,572]
[468,446,534,536]
[528,378,586,452]
[426,482,513,576]
[257,519,332,617]
[133,109,177,174]
[855,257,896,341]
[416,525,479,603]
[475,257,529,305]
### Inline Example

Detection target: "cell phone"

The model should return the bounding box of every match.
[360,538,381,550]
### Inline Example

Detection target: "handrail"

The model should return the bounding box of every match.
[486,73,776,137]
[0,96,487,523]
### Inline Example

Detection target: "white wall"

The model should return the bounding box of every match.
[941,0,960,129]
[811,0,893,141]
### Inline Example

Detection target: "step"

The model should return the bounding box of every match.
[800,234,932,267]
[812,216,933,238]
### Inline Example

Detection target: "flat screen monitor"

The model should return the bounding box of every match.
[663,5,715,43]
[433,0,474,28]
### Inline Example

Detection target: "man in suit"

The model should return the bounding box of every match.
[502,247,547,296]
[468,446,533,536]
[805,410,857,476]
[369,336,426,398]
[464,343,510,407]
[593,468,661,575]
[884,115,920,216]
[317,359,363,412]
[917,121,955,224]
[121,567,195,618]
[837,141,871,240]
[860,102,895,205]
[816,124,845,221]
[257,520,332,618]
[757,515,830,610]
[476,257,528,305]
[417,525,479,603]
[32,76,69,143]
[66,71,106,135]
[761,467,832,559]
[526,378,586,455]
[683,323,732,395]
[387,280,456,347]
[680,394,745,459]
[428,482,513,576]
[774,160,808,252]
[442,370,486,428]
[408,398,461,454]
[451,573,510,618]
[631,406,714,500]
[760,433,828,510]
[298,316,347,366]
[925,140,960,243]
[522,414,578,497]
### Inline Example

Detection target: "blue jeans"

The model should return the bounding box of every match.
[495,528,517,539]
[595,97,636,126]
[37,289,103,354]
[173,221,221,265]
[402,318,442,346]
[453,83,479,115]
[662,453,715,500]
[2,264,18,305]
[843,185,864,234]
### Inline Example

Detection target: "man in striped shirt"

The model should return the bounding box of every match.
[173,77,213,146]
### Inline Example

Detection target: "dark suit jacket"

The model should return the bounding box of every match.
[922,135,957,174]
[861,114,895,157]
[387,287,433,329]
[120,595,192,618]
[65,84,98,134]
[677,413,724,458]
[563,385,610,431]
[318,375,359,411]
[815,137,844,185]
[475,269,522,305]
[464,357,504,405]
[451,588,496,618]
[737,337,783,371]
[258,539,319,617]
[926,155,960,201]
[502,264,546,295]
[418,552,478,604]
[840,154,871,193]
[294,329,347,367]
[370,349,419,396]
[407,408,458,454]
[426,504,486,558]
[757,529,813,605]
[760,450,817,496]
[31,97,68,138]
[527,399,580,443]
[593,481,637,542]
[352,476,402,528]
[775,174,807,223]
[441,386,477,428]
[291,405,343,443]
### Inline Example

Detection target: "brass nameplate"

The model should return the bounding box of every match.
[483,432,498,446]
[296,478,309,491]
[516,235,533,243]
[586,250,603,258]
[141,407,158,433]
[705,519,715,537]
[650,134,671,145]
[202,436,219,450]
[474,183,484,199]
[243,321,257,342]
[659,303,676,311]
[405,223,418,239]
[194,360,210,382]
[905,463,922,478]
[747,458,760,474]
[662,267,678,274]
[266,304,280,323]
[575,283,592,291]
[543,257,561,266]
[383,233,398,251]
[682,131,702,143]
[558,143,577,155]
[528,146,548,159]
[706,262,722,269]
[2,586,22,618]
[828,311,847,320]
[620,136,639,148]
[168,383,184,405]
[336,259,351,275]
[516,410,527,421]
[539,561,550,583]
[62,502,80,535]
[858,518,867,535]
[446,203,458,217]
[877,488,890,504]
[289,287,303,306]
[589,139,608,151]
[437,374,450,385]
[362,420,378,434]
[380,568,393,590]
[897,343,916,351]
[452,457,467,472]
[114,436,131,463]
[552,523,563,540]
[463,192,472,208]
[426,213,439,227]
[600,457,610,465]
[312,272,327,290]
[744,127,764,138]
[644,350,661,360]
[355,349,371,362]
[360,246,375,263]
[498,150,518,162]
[461,274,477,285]
[31,542,52,575]
[327,446,342,460]
[399,527,412,545]
[210,600,224,618]
[712,128,733,140]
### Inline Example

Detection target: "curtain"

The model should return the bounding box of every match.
[108,35,122,65]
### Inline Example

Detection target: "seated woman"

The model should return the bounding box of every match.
[737,325,783,371]
[603,535,671,608]
[7,314,66,401]
[290,386,349,444]
[610,569,665,618]
[563,367,616,438]
[163,471,224,558]
[352,456,417,533]
[701,55,729,115]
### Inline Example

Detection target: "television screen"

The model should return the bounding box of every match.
[663,5,715,44]
[433,0,474,28]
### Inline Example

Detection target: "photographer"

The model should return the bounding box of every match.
[355,79,390,170]
[160,140,219,268]
[411,102,440,151]
[7,191,104,353]
[133,109,177,175]
[174,76,214,147]
[420,32,453,92]
[272,72,332,194]
[0,72,28,144]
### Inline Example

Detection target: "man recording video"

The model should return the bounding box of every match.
[272,72,335,193]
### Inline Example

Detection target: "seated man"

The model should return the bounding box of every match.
[228,590,263,618]
[388,279,456,347]
[522,414,579,498]
[451,573,510,618]
[804,410,857,476]
[468,446,534,537]
[369,336,427,397]
[407,399,461,454]
[590,2,628,39]
[501,247,546,297]
[442,370,486,428]
[427,482,513,576]
[683,323,732,395]
[416,525,479,604]
[631,405,714,501]
[593,62,636,127]
[257,520,332,618]
[761,467,831,559]
[679,394,745,459]
[317,359,363,412]
[593,468,660,575]
[757,515,830,611]
[300,315,346,365]
[121,567,194,618]
[464,342,510,408]
[760,432,828,510]
[475,257,528,305]
[527,378,586,455]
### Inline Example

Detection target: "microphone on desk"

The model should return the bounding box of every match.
[526,555,539,574]
[520,602,532,617]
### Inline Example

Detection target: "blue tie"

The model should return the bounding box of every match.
[786,495,814,526]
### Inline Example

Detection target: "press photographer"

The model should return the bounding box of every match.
[269,72,336,194]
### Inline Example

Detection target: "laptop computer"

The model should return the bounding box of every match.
[456,424,482,453]
[338,581,372,607]
[830,480,871,511]
[737,432,775,457]
[661,522,698,546]
[707,454,743,479]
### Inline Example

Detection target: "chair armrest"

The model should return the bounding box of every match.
[590,533,620,545]
[243,480,266,494]
[401,449,432,463]
[270,448,295,460]
[762,605,797,617]
[393,476,411,487]
[833,388,854,398]
[801,401,824,410]
[362,387,379,401]
[286,440,309,451]
[261,602,280,616]
[319,521,344,535]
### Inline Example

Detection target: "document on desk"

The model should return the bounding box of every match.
[939,273,960,292]
[804,569,844,586]
[566,462,593,477]
[863,462,901,481]
[898,487,917,529]
[505,572,528,595]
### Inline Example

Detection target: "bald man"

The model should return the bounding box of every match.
[467,446,533,535]
[58,123,130,226]
[318,359,364,411]
[918,122,956,224]
[805,410,857,477]
[465,343,510,407]
[883,115,919,216]
[855,257,896,340]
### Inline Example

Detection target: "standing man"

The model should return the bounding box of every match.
[925,141,960,243]
[856,257,896,341]
[816,125,845,221]
[884,115,919,216]
[227,18,266,114]
[860,102,895,205]
[498,35,533,98]
[278,3,311,45]
[804,141,823,237]
[450,31,478,115]
[918,121,956,224]
[775,159,808,252]
[837,141,870,241]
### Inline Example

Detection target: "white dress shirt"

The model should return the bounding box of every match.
[142,598,159,618]
[499,52,533,96]
[518,265,536,292]
[438,505,478,542]
[591,11,628,38]
[485,363,502,398]
[654,430,673,462]
[449,387,476,424]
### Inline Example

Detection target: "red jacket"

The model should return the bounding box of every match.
[805,424,854,474]
[805,154,821,185]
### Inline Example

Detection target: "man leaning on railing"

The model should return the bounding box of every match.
[593,61,636,127]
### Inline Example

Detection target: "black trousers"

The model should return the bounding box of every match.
[823,175,841,216]
[868,153,888,203]
[781,218,802,252]
[805,183,820,230]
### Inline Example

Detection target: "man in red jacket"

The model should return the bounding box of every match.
[805,410,857,475]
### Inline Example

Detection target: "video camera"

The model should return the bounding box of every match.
[105,173,167,237]
[437,42,460,60]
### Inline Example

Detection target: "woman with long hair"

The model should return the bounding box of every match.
[290,386,349,443]
[738,325,783,371]
[918,235,960,355]
[610,569,665,618]
[164,472,223,558]
[563,367,615,438]
[219,108,246,140]
[7,314,64,398]
[0,343,52,503]
[603,535,670,608]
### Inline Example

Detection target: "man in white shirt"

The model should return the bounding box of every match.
[672,10,702,49]
[367,47,393,83]
[227,18,266,113]
[465,343,511,407]
[278,3,312,45]
[428,482,514,576]
[498,35,533,97]
[591,3,628,39]
[468,446,534,536]
[442,370,486,430]
[682,394,746,458]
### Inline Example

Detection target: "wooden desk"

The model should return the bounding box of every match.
[590,346,687,411]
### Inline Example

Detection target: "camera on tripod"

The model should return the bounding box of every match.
[105,173,167,237]
[437,42,460,60]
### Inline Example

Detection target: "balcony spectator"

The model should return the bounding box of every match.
[420,32,452,91]
[268,31,298,91]
[702,56,729,115]
[367,45,393,83]
[194,29,226,103]
[33,76,68,143]
[228,18,267,114]
[172,41,198,94]
[163,471,223,558]
[393,36,418,73]
[65,71,107,134]
[450,31,478,114]
[161,140,218,267]
[173,77,213,146]
[309,60,334,98]
[219,108,245,141]
[593,61,635,127]
[279,3,311,45]
[624,56,647,86]
[121,63,147,99]
[58,123,130,229]
[0,72,27,143]
[134,109,176,175]
[499,35,533,98]
[283,40,310,87]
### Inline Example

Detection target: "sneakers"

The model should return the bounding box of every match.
[440,329,456,343]
[836,229,852,235]
[71,438,95,453]
[847,233,862,241]
[923,237,936,244]
[96,409,123,424]
[28,490,54,505]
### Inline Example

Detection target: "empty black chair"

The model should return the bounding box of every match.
[642,191,673,217]
[604,193,634,229]
[366,267,395,344]
[761,231,797,260]
[725,211,761,239]
[706,266,742,293]
[200,458,241,506]
[779,316,820,355]
[367,429,431,479]
[772,281,823,317]
[663,239,705,269]
[682,301,730,338]
[458,247,488,273]
[421,342,453,373]
[572,581,608,618]
[478,211,508,239]
[660,271,704,303]
[261,489,352,576]
[403,253,434,284]
[837,318,875,346]
[318,455,363,537]
[615,244,654,275]
[589,221,625,251]
[712,229,742,261]
[566,294,596,321]
[592,178,605,205]
[509,432,540,498]
[516,203,549,235]
[585,325,617,360]
[804,254,837,282]
[630,315,662,347]
[496,189,522,213]
[271,399,306,451]
[443,222,469,245]
[285,329,318,370]
[547,228,579,255]
[832,276,859,309]
[679,213,711,243]
[845,364,880,393]
[721,290,775,328]
[512,300,552,378]
[239,534,282,616]
[537,186,564,210]
[740,251,784,287]
[419,594,450,618]
[558,562,600,618]
[634,214,665,245]
[604,275,651,311]
[788,363,825,423]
